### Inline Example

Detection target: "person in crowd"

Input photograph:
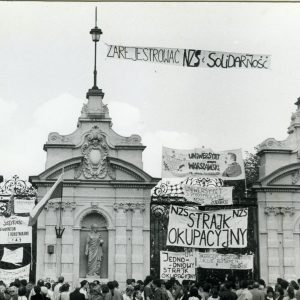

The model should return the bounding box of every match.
[283,288,296,300]
[59,283,70,300]
[132,290,143,300]
[151,279,165,300]
[265,287,275,300]
[41,287,51,300]
[53,278,65,300]
[290,284,299,294]
[79,281,89,300]
[237,281,252,300]
[44,283,53,300]
[18,287,27,300]
[105,281,122,300]
[69,288,85,300]
[25,283,33,299]
[188,287,201,300]
[90,283,102,300]
[6,286,19,300]
[219,282,237,300]
[208,288,219,300]
[101,286,109,300]
[31,286,43,300]
[143,277,153,300]
[275,288,284,300]
[123,286,134,300]
[250,282,265,300]
[199,284,210,300]
[165,281,174,300]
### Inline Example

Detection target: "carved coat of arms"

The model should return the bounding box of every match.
[76,126,113,179]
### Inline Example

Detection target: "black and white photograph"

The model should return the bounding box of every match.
[0,1,300,298]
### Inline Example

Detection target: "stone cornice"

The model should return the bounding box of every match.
[43,144,76,151]
[254,186,300,192]
[264,206,295,216]
[113,202,146,212]
[114,145,146,151]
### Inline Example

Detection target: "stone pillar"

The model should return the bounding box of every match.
[264,207,281,284]
[44,202,59,280]
[131,203,145,280]
[113,203,128,285]
[282,207,296,280]
[61,201,76,283]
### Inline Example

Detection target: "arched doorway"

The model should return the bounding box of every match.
[80,212,108,279]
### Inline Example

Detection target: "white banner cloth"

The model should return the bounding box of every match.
[1,247,23,265]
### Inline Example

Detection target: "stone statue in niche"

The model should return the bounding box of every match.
[85,224,104,276]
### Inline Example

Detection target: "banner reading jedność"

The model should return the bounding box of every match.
[167,205,248,249]
[160,251,196,282]
[162,147,245,180]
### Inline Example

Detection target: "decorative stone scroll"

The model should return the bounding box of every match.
[45,200,76,210]
[264,207,295,216]
[113,203,145,213]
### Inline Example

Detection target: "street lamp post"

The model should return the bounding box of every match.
[90,7,102,90]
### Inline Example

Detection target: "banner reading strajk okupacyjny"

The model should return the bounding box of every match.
[167,205,248,249]
[106,44,271,69]
[162,147,245,180]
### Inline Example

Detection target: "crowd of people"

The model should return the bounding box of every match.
[0,275,300,300]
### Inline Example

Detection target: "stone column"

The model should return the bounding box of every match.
[44,201,59,280]
[281,207,296,280]
[264,207,281,284]
[131,203,145,280]
[61,201,76,283]
[113,203,128,285]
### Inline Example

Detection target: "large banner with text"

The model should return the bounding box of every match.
[0,216,31,244]
[167,205,248,249]
[0,264,30,285]
[162,147,245,180]
[183,186,233,205]
[160,251,196,281]
[197,252,253,270]
[106,44,271,70]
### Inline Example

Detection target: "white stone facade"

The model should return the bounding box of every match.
[254,99,300,285]
[29,88,158,287]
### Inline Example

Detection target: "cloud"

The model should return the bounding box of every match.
[108,101,143,136]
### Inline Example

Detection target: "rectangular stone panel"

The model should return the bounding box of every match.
[132,264,143,280]
[115,244,127,263]
[115,263,126,282]
[116,227,127,244]
[131,228,143,245]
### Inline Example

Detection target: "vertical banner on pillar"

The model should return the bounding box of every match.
[0,216,32,244]
[167,205,248,249]
[160,251,196,282]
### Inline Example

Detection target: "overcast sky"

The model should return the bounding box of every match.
[0,2,299,180]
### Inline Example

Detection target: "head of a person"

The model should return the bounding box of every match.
[13,280,20,288]
[18,287,27,297]
[61,283,70,293]
[41,287,48,295]
[80,281,88,289]
[225,282,233,291]
[165,281,172,291]
[34,286,41,295]
[112,281,119,289]
[127,279,133,286]
[58,276,64,284]
[37,279,44,287]
[276,287,284,297]
[203,283,211,293]
[101,285,109,295]
[225,153,237,164]
[152,279,161,289]
[287,287,295,299]
[290,281,299,291]
[44,282,51,290]
[91,224,98,232]
[258,279,266,289]
[266,286,274,298]
[8,286,18,296]
[253,282,260,289]
[144,276,153,287]
[189,287,198,297]
[126,286,134,296]
[20,280,27,288]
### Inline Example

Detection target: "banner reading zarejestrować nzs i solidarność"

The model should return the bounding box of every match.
[106,44,271,69]
[167,205,248,249]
